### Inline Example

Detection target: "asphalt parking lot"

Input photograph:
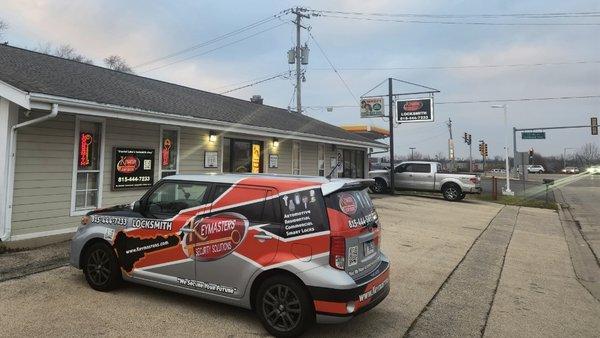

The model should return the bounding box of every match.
[1,195,599,337]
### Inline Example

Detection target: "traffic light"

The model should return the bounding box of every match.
[467,134,472,145]
[483,143,488,157]
[529,148,534,157]
[479,142,484,155]
[592,117,598,136]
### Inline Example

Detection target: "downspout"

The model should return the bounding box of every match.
[1,103,59,242]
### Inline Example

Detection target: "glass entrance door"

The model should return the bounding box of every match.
[223,138,263,173]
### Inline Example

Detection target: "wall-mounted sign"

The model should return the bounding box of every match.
[396,98,434,123]
[521,132,546,139]
[79,132,93,167]
[269,154,278,168]
[251,144,261,173]
[113,148,154,190]
[360,97,384,118]
[204,151,218,168]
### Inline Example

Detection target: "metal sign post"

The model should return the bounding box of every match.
[360,78,440,196]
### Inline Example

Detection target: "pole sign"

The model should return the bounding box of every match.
[360,97,384,118]
[521,131,546,139]
[113,148,155,190]
[395,98,434,123]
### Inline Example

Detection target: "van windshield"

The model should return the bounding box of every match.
[326,189,378,228]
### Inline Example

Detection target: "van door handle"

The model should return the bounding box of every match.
[181,228,193,233]
[254,232,272,240]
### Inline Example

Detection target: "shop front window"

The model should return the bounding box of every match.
[342,149,365,178]
[72,118,105,214]
[223,138,263,173]
[160,128,179,178]
[292,141,300,175]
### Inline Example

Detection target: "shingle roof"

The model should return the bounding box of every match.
[0,44,383,146]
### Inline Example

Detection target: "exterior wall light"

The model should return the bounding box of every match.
[209,130,217,143]
[273,138,279,148]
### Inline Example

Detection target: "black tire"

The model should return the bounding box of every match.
[82,242,122,292]
[458,193,466,201]
[255,275,314,337]
[370,178,388,194]
[442,183,462,201]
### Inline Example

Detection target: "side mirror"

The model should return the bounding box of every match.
[132,200,142,213]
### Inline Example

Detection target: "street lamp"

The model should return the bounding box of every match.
[491,104,513,196]
[409,147,416,160]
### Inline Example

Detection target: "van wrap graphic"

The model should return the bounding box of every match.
[183,212,249,261]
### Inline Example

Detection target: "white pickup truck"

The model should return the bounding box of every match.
[368,161,482,201]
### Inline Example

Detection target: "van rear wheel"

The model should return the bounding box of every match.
[256,275,314,337]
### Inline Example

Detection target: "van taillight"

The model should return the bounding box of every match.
[330,236,346,270]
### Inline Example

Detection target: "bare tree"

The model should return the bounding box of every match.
[576,142,600,166]
[0,19,8,41]
[104,55,133,73]
[54,44,94,64]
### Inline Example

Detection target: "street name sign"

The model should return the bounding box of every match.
[522,131,546,139]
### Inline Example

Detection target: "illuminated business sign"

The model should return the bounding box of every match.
[395,98,434,123]
[79,132,93,167]
[251,144,261,173]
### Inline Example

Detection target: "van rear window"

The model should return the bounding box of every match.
[326,189,378,228]
[279,188,329,238]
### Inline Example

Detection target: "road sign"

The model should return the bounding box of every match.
[522,131,546,139]
[395,98,434,123]
[592,117,598,135]
[360,97,384,118]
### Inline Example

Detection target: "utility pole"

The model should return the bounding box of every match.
[409,147,416,160]
[388,78,395,195]
[447,118,455,172]
[291,7,309,114]
[463,132,472,172]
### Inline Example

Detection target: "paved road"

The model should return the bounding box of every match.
[556,174,600,263]
[1,195,599,337]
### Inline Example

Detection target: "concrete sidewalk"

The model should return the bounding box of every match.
[485,207,600,337]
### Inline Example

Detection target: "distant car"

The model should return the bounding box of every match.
[561,167,580,174]
[588,166,600,175]
[527,165,545,174]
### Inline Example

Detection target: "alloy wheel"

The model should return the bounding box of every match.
[262,284,302,332]
[86,249,111,286]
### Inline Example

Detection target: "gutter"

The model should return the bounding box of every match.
[29,93,387,150]
[1,103,59,242]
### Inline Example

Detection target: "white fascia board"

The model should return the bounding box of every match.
[0,80,30,110]
[28,93,387,150]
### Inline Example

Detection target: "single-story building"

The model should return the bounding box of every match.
[0,45,385,243]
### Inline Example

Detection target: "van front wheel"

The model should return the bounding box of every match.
[256,275,314,337]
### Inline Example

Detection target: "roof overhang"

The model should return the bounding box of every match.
[0,80,30,110]
[28,93,387,149]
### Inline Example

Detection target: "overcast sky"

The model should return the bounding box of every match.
[1,0,599,159]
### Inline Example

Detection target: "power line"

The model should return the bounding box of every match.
[311,9,600,19]
[312,13,600,26]
[134,10,290,69]
[140,22,289,74]
[310,60,600,71]
[308,31,358,102]
[210,71,289,91]
[304,94,600,109]
[218,71,291,94]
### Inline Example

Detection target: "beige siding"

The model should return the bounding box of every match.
[179,126,221,174]
[266,139,292,174]
[12,113,78,236]
[299,141,318,176]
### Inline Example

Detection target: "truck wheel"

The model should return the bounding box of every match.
[371,178,388,194]
[83,242,122,292]
[442,183,462,201]
[256,275,314,337]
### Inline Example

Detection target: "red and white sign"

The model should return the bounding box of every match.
[338,193,358,216]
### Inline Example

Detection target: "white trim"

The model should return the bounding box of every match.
[0,79,30,110]
[158,125,181,178]
[70,116,106,216]
[28,93,383,149]
[9,226,78,242]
